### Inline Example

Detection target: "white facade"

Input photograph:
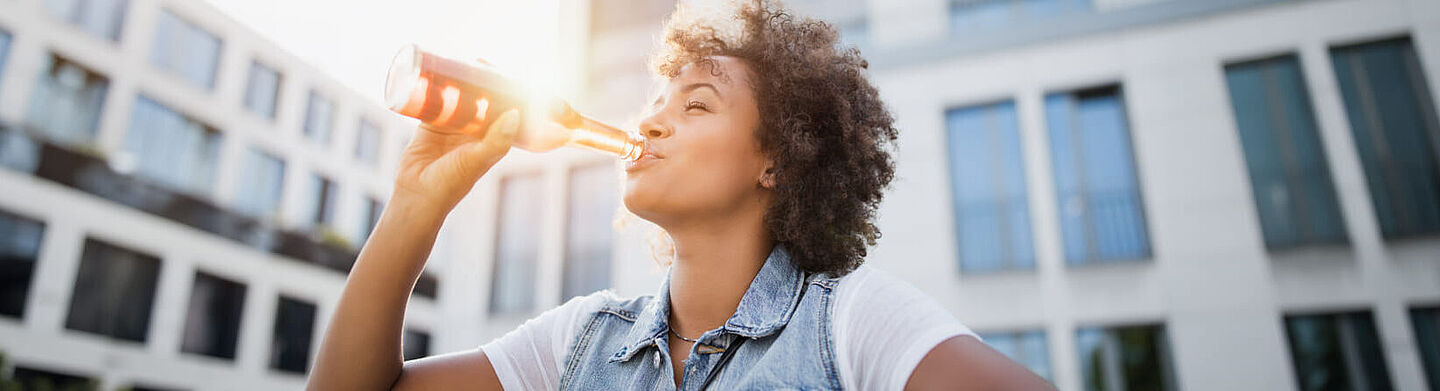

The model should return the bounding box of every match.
[558,0,1440,390]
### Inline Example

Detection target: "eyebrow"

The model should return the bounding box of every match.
[651,82,723,107]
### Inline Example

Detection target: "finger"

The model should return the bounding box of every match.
[460,108,521,164]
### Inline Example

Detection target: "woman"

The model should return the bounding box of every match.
[308,1,1053,389]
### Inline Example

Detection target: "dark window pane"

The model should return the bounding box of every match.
[413,273,438,300]
[358,197,383,243]
[1046,85,1152,265]
[355,120,381,166]
[12,366,98,391]
[0,30,12,89]
[26,54,109,146]
[1331,37,1440,238]
[243,61,281,119]
[0,210,44,318]
[1284,311,1394,391]
[1224,54,1348,249]
[43,0,129,41]
[979,330,1052,380]
[403,329,431,361]
[180,271,247,360]
[149,9,221,89]
[1411,306,1440,391]
[234,147,286,218]
[125,95,223,196]
[304,91,334,145]
[491,174,542,314]
[64,239,162,343]
[270,296,317,374]
[308,174,336,227]
[946,101,1035,273]
[1076,323,1176,391]
[563,164,616,300]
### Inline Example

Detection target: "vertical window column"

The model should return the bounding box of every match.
[945,101,1036,273]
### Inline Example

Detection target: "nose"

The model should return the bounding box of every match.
[638,110,673,140]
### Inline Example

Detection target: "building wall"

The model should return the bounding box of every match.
[562,0,1440,390]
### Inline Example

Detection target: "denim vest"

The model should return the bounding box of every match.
[559,244,843,390]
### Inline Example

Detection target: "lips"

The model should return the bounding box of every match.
[625,145,664,172]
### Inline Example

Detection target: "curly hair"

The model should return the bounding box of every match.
[650,0,898,276]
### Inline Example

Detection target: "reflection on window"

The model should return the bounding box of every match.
[0,210,45,319]
[306,174,337,227]
[404,329,431,361]
[1045,85,1151,265]
[303,91,335,145]
[26,54,109,146]
[979,330,1052,381]
[181,271,247,360]
[1076,323,1176,391]
[43,0,129,41]
[950,0,1090,34]
[1284,311,1393,391]
[1224,54,1348,250]
[244,61,281,119]
[271,295,317,374]
[946,101,1035,273]
[125,95,222,196]
[1411,306,1440,391]
[1330,36,1440,239]
[235,147,286,218]
[563,165,616,301]
[150,9,221,89]
[491,174,543,314]
[355,119,381,166]
[64,238,162,343]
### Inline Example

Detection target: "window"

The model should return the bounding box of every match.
[1284,311,1393,391]
[1412,306,1440,391]
[945,101,1035,273]
[979,330,1051,381]
[950,0,1089,33]
[271,295,317,374]
[26,54,109,146]
[303,91,334,145]
[1224,55,1348,249]
[403,329,431,361]
[1330,37,1440,239]
[355,119,381,165]
[180,271,246,360]
[490,174,543,314]
[43,0,129,41]
[243,61,281,119]
[11,366,97,390]
[150,9,221,89]
[125,95,222,196]
[358,197,382,242]
[563,165,616,301]
[1045,85,1151,265]
[64,238,161,343]
[234,147,286,218]
[306,174,337,227]
[1076,323,1176,391]
[0,30,12,87]
[0,210,45,319]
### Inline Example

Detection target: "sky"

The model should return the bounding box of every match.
[203,0,567,105]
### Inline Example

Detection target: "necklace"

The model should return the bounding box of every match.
[669,327,700,343]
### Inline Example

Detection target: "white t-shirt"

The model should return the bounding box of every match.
[479,264,977,390]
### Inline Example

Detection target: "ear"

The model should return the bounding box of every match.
[758,160,777,189]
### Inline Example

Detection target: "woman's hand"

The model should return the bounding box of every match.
[392,109,521,215]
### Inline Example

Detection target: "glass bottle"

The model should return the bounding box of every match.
[383,44,643,160]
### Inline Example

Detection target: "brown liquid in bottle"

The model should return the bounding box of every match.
[384,45,643,160]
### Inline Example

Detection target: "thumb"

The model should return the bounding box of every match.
[460,108,521,164]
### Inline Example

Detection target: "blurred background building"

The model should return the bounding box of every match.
[1,0,1438,390]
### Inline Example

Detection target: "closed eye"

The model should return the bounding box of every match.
[685,100,709,112]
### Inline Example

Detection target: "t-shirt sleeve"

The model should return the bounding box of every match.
[479,290,612,390]
[832,265,979,391]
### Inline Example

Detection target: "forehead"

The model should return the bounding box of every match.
[669,56,752,90]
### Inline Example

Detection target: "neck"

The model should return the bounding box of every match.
[663,209,773,340]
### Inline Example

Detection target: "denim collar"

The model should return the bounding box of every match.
[608,244,806,363]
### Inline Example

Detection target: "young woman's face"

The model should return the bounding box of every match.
[623,56,770,227]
